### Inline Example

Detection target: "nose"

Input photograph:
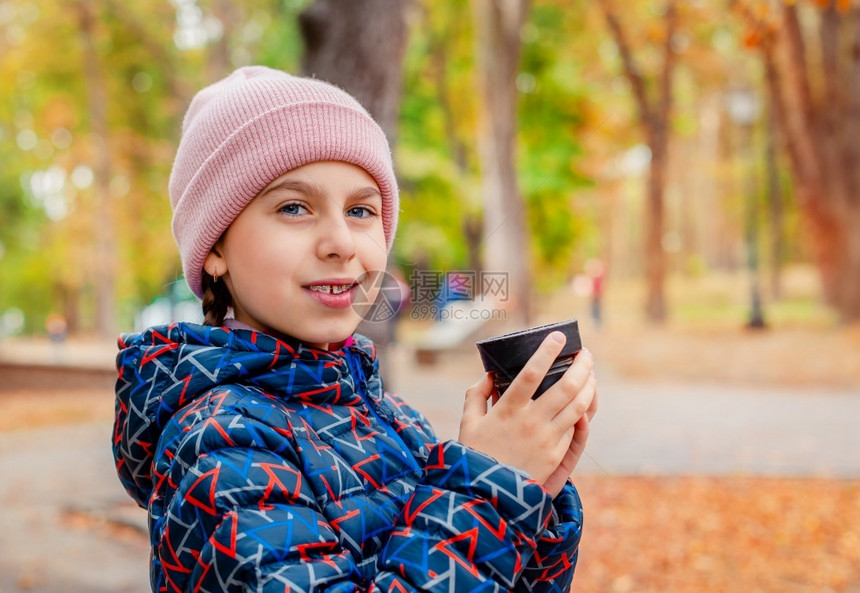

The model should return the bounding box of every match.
[316,213,357,261]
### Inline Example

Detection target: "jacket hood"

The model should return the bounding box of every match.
[112,322,380,506]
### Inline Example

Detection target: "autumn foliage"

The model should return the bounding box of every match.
[733,0,860,322]
[574,476,860,592]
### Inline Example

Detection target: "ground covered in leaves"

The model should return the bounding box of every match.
[572,475,860,592]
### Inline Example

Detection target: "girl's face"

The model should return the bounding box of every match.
[204,161,388,349]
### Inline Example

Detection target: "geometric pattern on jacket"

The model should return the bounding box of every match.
[112,322,583,593]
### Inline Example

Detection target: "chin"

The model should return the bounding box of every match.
[300,325,360,350]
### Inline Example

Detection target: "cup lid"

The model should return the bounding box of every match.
[475,319,581,373]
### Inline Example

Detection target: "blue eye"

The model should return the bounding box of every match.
[347,206,375,218]
[280,202,308,216]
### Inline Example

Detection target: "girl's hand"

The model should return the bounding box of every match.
[458,332,597,497]
[542,395,596,496]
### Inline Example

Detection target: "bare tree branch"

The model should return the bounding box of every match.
[598,0,653,127]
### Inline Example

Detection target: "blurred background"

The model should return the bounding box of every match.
[1,0,859,592]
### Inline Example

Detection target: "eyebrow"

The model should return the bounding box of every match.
[348,185,383,203]
[260,180,381,203]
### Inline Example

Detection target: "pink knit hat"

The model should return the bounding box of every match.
[169,66,399,298]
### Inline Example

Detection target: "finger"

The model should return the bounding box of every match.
[538,348,594,417]
[586,370,598,420]
[550,368,597,430]
[503,331,566,406]
[463,373,494,418]
[569,414,590,462]
[544,414,592,494]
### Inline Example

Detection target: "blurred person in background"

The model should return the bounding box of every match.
[585,258,606,327]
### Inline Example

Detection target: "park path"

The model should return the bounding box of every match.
[0,337,858,592]
[388,347,860,479]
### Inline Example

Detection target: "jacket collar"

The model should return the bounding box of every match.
[118,322,381,410]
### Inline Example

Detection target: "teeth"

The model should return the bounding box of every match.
[308,283,355,294]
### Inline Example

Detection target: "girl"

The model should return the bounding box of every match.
[112,66,597,593]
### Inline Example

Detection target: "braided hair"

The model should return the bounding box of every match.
[200,273,233,326]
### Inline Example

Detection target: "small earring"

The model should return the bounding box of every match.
[212,271,219,283]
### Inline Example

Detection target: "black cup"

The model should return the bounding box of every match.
[475,319,582,399]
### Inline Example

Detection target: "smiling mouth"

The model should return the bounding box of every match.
[305,283,357,295]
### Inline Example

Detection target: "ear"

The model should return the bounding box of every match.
[203,242,227,278]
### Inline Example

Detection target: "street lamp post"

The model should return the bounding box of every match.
[726,86,766,329]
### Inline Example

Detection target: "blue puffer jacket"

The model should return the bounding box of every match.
[112,323,583,593]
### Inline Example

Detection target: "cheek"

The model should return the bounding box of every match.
[359,226,388,268]
[228,243,295,293]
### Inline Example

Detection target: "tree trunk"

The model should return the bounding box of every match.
[838,208,860,320]
[207,0,239,83]
[463,215,483,277]
[298,0,410,383]
[76,2,116,337]
[847,8,860,196]
[733,0,860,321]
[773,4,860,321]
[299,0,409,146]
[645,126,668,321]
[473,0,531,324]
[599,0,677,323]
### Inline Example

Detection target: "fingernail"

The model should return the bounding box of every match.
[549,331,565,344]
